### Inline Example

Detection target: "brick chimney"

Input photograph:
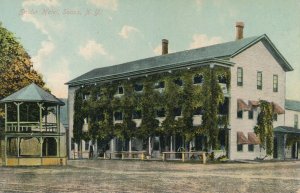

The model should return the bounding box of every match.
[235,22,244,40]
[162,39,168,55]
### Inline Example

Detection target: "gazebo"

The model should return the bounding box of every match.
[0,83,67,166]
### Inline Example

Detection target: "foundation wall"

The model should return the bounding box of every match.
[4,157,67,166]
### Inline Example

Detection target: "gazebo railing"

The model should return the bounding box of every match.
[6,122,58,133]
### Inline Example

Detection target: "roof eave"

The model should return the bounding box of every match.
[66,58,234,87]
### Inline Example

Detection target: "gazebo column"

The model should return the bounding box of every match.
[55,138,59,157]
[38,103,44,132]
[4,136,7,165]
[4,103,7,132]
[14,102,23,132]
[40,137,44,157]
[56,105,60,157]
[17,137,20,157]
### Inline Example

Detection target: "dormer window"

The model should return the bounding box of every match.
[154,81,165,89]
[156,108,165,118]
[114,112,123,121]
[193,74,203,84]
[134,83,143,92]
[118,86,124,94]
[174,78,183,86]
[174,107,182,116]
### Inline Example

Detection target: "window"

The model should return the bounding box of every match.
[237,144,243,152]
[118,86,124,94]
[154,81,165,89]
[96,114,104,121]
[96,91,101,100]
[248,110,253,119]
[174,78,183,86]
[273,114,277,121]
[295,114,299,129]
[132,110,142,119]
[83,94,90,100]
[193,74,203,84]
[174,107,182,116]
[237,67,243,86]
[237,111,243,119]
[134,83,143,92]
[257,71,262,90]
[218,75,226,84]
[156,108,165,117]
[273,75,278,92]
[248,144,254,152]
[114,112,123,121]
[193,107,203,115]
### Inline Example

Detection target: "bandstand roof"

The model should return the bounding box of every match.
[0,83,64,106]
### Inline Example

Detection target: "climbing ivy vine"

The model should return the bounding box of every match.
[73,66,230,150]
[254,100,274,155]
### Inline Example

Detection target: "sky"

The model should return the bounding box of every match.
[0,0,300,101]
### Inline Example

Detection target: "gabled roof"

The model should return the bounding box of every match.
[0,83,65,105]
[67,34,293,86]
[274,126,300,134]
[285,99,300,112]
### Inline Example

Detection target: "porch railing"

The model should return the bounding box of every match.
[6,122,58,133]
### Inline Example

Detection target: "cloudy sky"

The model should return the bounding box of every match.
[0,0,300,100]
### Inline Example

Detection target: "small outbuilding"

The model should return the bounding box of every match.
[0,83,67,166]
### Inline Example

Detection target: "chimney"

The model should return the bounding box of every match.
[235,22,244,40]
[162,39,168,55]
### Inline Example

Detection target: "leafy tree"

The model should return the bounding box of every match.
[0,23,46,118]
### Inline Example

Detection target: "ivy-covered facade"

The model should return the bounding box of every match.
[67,29,297,160]
[70,64,230,159]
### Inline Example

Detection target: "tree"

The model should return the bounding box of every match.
[201,67,224,150]
[0,23,46,118]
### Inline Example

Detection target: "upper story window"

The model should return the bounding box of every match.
[248,110,253,119]
[237,67,243,86]
[193,74,203,84]
[174,78,183,86]
[154,81,165,89]
[134,83,143,92]
[257,71,262,90]
[193,107,203,115]
[174,107,182,116]
[96,91,101,100]
[114,112,123,121]
[294,114,299,129]
[273,114,277,121]
[237,110,243,119]
[117,86,124,95]
[83,94,90,101]
[132,110,142,119]
[273,75,278,92]
[218,75,227,84]
[156,108,165,118]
